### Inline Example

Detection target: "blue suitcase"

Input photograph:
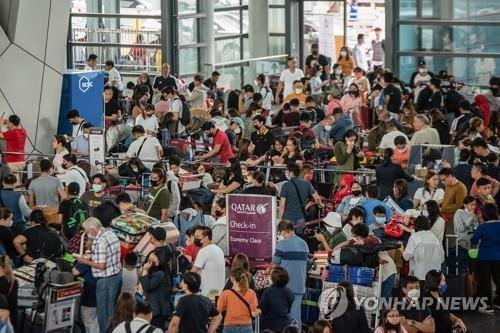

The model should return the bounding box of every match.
[328,264,347,283]
[301,288,321,325]
[328,265,375,287]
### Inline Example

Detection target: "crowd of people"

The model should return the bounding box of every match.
[0,42,498,333]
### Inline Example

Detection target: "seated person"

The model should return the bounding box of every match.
[398,275,435,333]
[335,223,381,249]
[370,205,390,238]
[337,181,366,221]
[242,171,276,196]
[116,192,146,214]
[314,212,348,251]
[212,158,244,195]
[393,135,410,169]
[282,98,301,127]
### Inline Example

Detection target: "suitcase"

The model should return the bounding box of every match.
[111,212,160,244]
[328,265,375,287]
[301,288,321,325]
[134,222,180,262]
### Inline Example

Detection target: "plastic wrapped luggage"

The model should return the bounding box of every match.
[134,222,180,262]
[111,212,160,244]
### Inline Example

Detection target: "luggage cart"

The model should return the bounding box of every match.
[26,279,84,333]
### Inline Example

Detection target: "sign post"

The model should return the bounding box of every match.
[88,127,105,175]
[226,194,277,263]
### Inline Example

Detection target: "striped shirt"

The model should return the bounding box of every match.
[272,235,309,294]
[91,228,122,278]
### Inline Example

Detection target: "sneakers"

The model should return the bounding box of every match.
[478,305,495,315]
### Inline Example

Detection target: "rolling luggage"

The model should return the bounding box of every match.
[301,288,321,325]
[134,222,180,263]
[328,265,375,287]
[111,212,159,245]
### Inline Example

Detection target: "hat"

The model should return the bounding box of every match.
[323,212,342,228]
[67,182,80,196]
[404,209,420,219]
[418,60,426,67]
[353,66,363,73]
[148,226,166,242]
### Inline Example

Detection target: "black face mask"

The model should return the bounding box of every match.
[193,238,202,247]
[491,87,499,96]
[62,163,68,170]
[215,210,224,217]
[385,322,401,331]
[312,50,319,56]
[254,125,260,130]
[150,180,160,187]
[352,190,362,197]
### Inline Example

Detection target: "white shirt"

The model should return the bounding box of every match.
[279,68,304,97]
[194,243,226,296]
[64,166,89,196]
[352,42,369,71]
[413,73,432,101]
[83,65,94,71]
[107,67,123,91]
[126,135,162,170]
[403,230,444,280]
[53,149,69,180]
[170,98,185,135]
[135,114,159,135]
[72,120,86,140]
[413,187,445,208]
[430,217,445,243]
[112,317,163,333]
[379,130,409,150]
[258,86,273,110]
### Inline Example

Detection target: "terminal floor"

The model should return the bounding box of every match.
[461,311,500,332]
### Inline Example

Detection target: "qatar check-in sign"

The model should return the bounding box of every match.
[227,194,277,262]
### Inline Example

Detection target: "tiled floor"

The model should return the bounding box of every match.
[462,311,500,332]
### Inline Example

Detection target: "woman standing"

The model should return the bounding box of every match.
[140,250,171,329]
[413,171,445,209]
[0,256,17,332]
[471,203,500,314]
[424,200,446,243]
[212,198,228,256]
[340,83,363,127]
[52,135,69,180]
[259,267,294,332]
[375,148,414,200]
[429,109,450,145]
[107,293,135,333]
[216,268,259,333]
[0,208,15,258]
[453,196,479,272]
[337,46,354,77]
[224,253,255,291]
[333,130,363,184]
[329,282,371,333]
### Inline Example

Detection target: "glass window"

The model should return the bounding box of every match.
[269,36,286,56]
[399,55,500,86]
[399,24,500,53]
[214,0,242,9]
[269,8,285,34]
[215,38,241,63]
[179,48,199,75]
[399,0,500,21]
[214,11,246,37]
[178,0,197,14]
[269,0,285,5]
[179,18,199,45]
[241,10,249,35]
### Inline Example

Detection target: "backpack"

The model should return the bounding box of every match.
[174,97,191,126]
[124,321,158,333]
[177,211,209,247]
[66,198,89,239]
[166,243,192,276]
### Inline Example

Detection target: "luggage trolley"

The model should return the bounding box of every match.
[28,279,84,333]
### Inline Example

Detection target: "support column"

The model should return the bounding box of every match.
[199,0,215,78]
[161,0,176,74]
[248,0,269,81]
[102,0,118,64]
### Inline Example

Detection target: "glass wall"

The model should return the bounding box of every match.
[396,0,500,86]
[269,2,286,56]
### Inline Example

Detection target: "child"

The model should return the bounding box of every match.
[183,226,201,263]
[121,252,139,295]
[371,205,389,238]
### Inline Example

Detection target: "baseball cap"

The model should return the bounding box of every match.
[148,226,166,242]
[418,60,426,67]
[323,212,342,228]
[67,182,80,196]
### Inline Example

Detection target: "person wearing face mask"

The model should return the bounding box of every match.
[76,217,122,333]
[250,114,274,157]
[282,80,307,107]
[333,130,363,184]
[57,182,89,241]
[135,103,159,137]
[305,43,331,80]
[62,154,89,196]
[309,66,329,102]
[424,270,467,333]
[211,198,228,256]
[453,196,479,273]
[352,67,371,102]
[126,125,163,170]
[144,168,171,222]
[337,46,354,76]
[379,121,409,152]
[340,83,363,127]
[254,74,273,112]
[402,216,444,281]
[80,173,115,216]
[392,136,411,170]
[196,121,235,163]
[191,225,226,297]
[314,212,347,251]
[73,122,92,163]
[275,57,304,104]
[409,60,434,102]
[238,84,255,115]
[337,181,367,220]
[374,308,406,333]
[398,275,435,333]
[0,208,15,259]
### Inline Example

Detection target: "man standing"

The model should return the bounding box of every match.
[380,72,402,119]
[410,114,441,145]
[203,71,222,99]
[429,77,443,110]
[0,115,27,184]
[250,114,274,157]
[62,154,89,196]
[126,125,163,170]
[371,27,385,69]
[196,122,235,163]
[409,60,433,102]
[331,108,353,143]
[305,43,330,80]
[112,302,163,333]
[105,60,123,91]
[77,217,122,333]
[81,174,115,216]
[279,163,322,232]
[66,110,87,149]
[191,226,225,297]
[153,63,178,92]
[84,54,98,70]
[439,168,468,239]
[73,123,92,163]
[275,57,304,104]
[164,86,185,137]
[28,159,66,220]
[272,220,309,327]
[352,34,369,72]
[0,174,31,235]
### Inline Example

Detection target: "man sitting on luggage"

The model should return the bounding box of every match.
[314,212,347,250]
[334,223,381,249]
[112,301,163,333]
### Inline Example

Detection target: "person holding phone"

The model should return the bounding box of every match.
[333,129,364,184]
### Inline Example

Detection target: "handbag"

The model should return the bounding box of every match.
[228,289,255,320]
[384,221,405,239]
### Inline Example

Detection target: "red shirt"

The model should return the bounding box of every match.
[3,128,27,163]
[185,244,201,262]
[213,129,235,163]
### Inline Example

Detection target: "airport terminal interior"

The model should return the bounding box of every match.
[0,0,499,332]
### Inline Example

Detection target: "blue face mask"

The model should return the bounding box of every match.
[375,216,386,224]
[439,282,448,294]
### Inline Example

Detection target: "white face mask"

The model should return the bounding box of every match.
[325,225,336,234]
[83,133,89,139]
[422,210,429,217]
[407,288,420,301]
[3,218,12,228]
[324,125,332,131]
[418,68,426,75]
[254,80,259,86]
[234,127,241,134]
[340,51,347,57]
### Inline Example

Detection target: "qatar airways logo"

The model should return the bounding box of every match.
[231,202,269,215]
[79,76,93,93]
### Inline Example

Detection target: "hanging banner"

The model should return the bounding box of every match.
[227,194,277,262]
[318,14,336,60]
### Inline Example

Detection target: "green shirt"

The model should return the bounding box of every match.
[319,229,348,250]
[146,187,171,220]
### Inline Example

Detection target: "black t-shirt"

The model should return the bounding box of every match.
[383,84,402,114]
[424,293,453,333]
[0,226,15,257]
[203,78,217,91]
[250,128,275,157]
[430,92,443,109]
[148,245,174,287]
[242,185,277,196]
[22,225,55,259]
[153,75,178,91]
[305,54,330,79]
[399,299,433,328]
[58,198,89,239]
[174,294,219,333]
[105,99,120,117]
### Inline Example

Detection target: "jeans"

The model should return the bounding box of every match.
[290,294,303,328]
[80,306,99,333]
[223,325,253,333]
[381,274,395,299]
[294,218,306,235]
[96,274,122,333]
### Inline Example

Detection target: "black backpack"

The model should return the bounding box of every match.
[175,97,191,126]
[124,321,158,333]
[165,243,192,277]
[66,198,89,239]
